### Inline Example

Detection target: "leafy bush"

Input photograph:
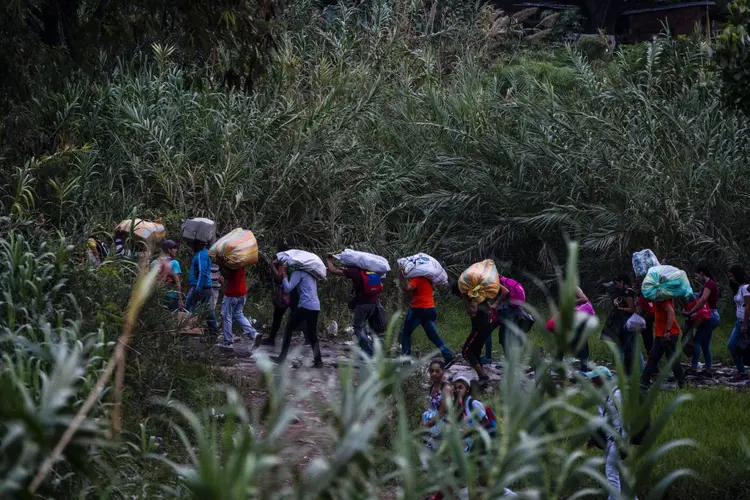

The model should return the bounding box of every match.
[714,0,750,115]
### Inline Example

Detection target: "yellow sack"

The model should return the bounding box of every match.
[115,219,166,245]
[458,260,500,304]
[209,228,258,269]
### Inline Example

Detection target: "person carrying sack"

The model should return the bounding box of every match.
[327,254,386,357]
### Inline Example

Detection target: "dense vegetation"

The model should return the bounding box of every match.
[2,0,750,498]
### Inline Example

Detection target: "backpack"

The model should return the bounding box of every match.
[360,270,383,296]
[464,396,498,437]
[158,256,176,286]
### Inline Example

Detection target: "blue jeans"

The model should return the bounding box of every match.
[692,309,719,369]
[401,307,451,359]
[185,288,218,335]
[728,318,747,374]
[221,295,258,345]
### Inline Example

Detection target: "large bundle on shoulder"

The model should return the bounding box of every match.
[115,218,166,246]
[641,265,694,302]
[334,249,390,274]
[397,253,448,286]
[181,217,217,246]
[458,260,500,304]
[632,249,660,278]
[209,228,258,269]
[277,250,326,280]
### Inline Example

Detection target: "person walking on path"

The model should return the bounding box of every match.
[151,239,183,312]
[640,299,686,389]
[185,241,218,337]
[609,273,644,375]
[271,263,323,368]
[217,263,259,350]
[635,280,654,355]
[728,264,750,379]
[399,268,454,367]
[546,285,595,373]
[482,275,531,366]
[453,282,507,382]
[326,254,384,357]
[682,262,720,375]
[586,366,639,500]
[256,238,303,347]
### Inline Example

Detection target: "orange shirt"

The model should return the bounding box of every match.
[653,299,681,337]
[409,277,435,309]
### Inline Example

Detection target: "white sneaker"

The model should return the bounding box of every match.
[216,342,234,350]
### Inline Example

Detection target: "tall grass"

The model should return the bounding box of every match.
[2,2,747,288]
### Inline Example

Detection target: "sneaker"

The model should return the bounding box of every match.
[216,342,234,350]
[312,359,324,369]
[480,356,493,365]
[731,372,749,380]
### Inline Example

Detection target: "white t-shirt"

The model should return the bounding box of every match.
[735,284,750,320]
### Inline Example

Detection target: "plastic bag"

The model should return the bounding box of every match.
[641,265,694,301]
[115,219,166,245]
[458,260,501,304]
[397,253,448,286]
[181,218,216,246]
[632,249,660,278]
[334,249,390,274]
[625,313,647,332]
[209,229,258,269]
[277,250,326,280]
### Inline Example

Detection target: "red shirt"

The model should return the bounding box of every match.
[703,279,719,310]
[410,277,435,309]
[224,267,247,297]
[637,296,654,314]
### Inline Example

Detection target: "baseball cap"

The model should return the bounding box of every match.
[162,239,180,250]
[452,375,473,387]
[584,366,613,379]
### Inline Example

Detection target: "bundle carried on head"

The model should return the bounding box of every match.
[632,249,660,278]
[397,253,448,286]
[334,249,390,274]
[458,260,500,304]
[181,218,217,246]
[277,249,326,280]
[115,218,166,245]
[209,228,258,269]
[641,265,694,302]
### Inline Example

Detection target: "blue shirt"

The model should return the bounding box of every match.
[283,271,320,311]
[189,249,213,291]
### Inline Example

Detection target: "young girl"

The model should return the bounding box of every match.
[422,359,453,451]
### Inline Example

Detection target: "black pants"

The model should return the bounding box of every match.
[279,307,321,362]
[641,336,685,388]
[642,314,654,354]
[462,310,492,367]
[269,288,301,341]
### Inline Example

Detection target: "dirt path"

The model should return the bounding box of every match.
[206,329,750,482]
